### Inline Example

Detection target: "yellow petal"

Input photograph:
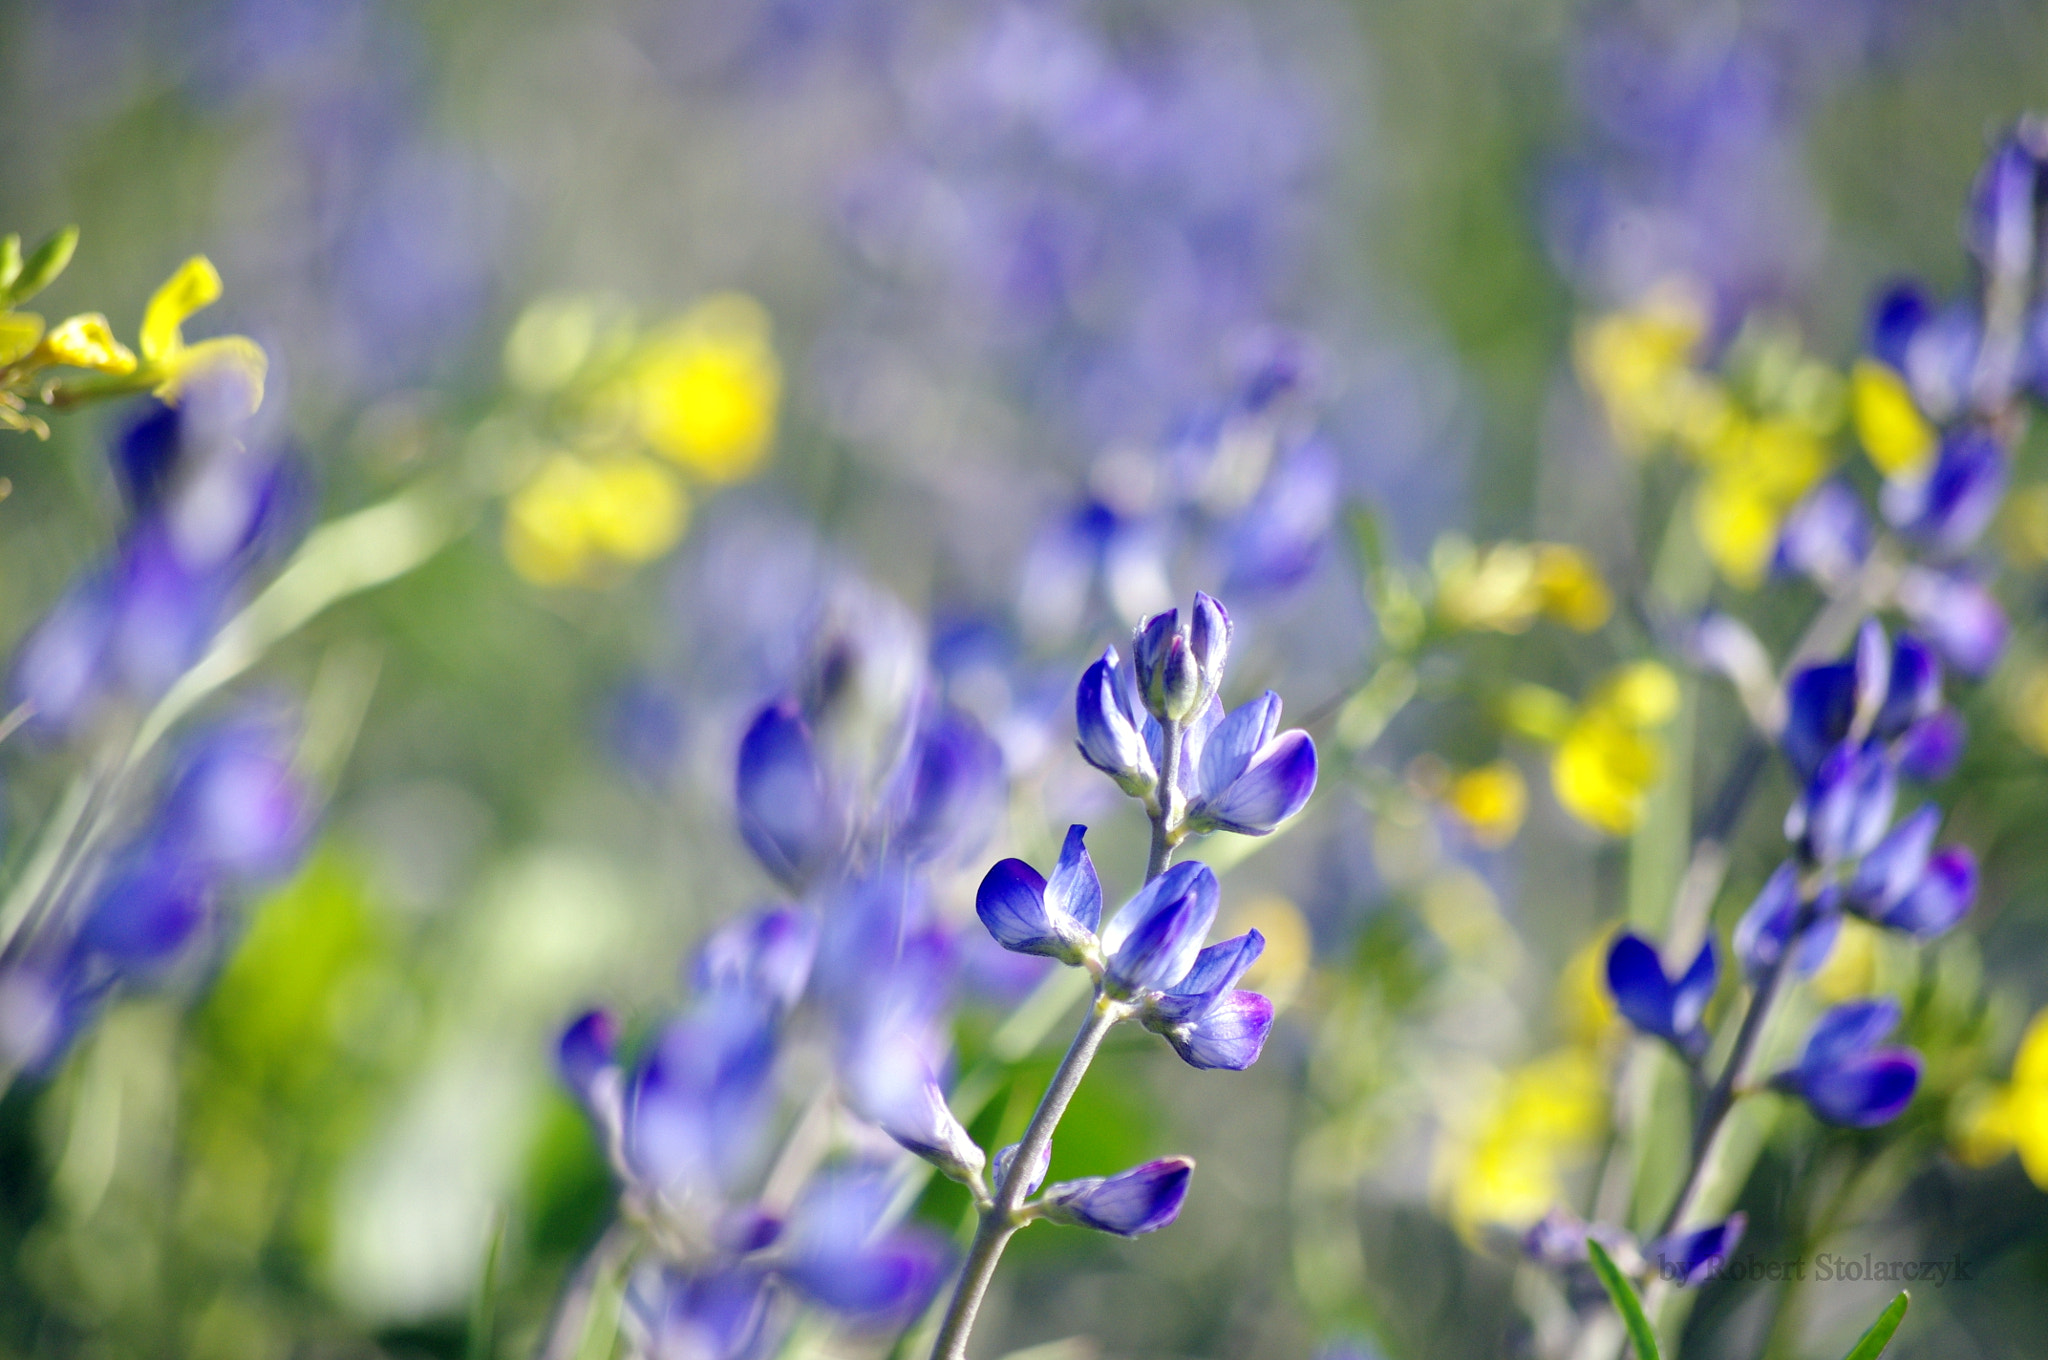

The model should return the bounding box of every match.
[1533,544,1613,631]
[635,292,780,483]
[1949,1083,2016,1168]
[1558,929,1620,1046]
[1851,359,1936,480]
[504,455,598,586]
[1694,477,1780,589]
[2013,1083,2048,1190]
[1446,761,1528,847]
[1553,716,1660,836]
[40,313,137,375]
[140,256,223,363]
[1595,660,1680,728]
[154,335,267,413]
[2012,1006,2048,1089]
[1810,915,1881,1003]
[582,457,689,563]
[0,310,44,366]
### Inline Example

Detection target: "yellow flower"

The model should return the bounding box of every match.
[1810,915,1882,1003]
[0,311,44,366]
[1445,761,1527,847]
[1850,359,1936,480]
[1575,281,1711,453]
[1438,1049,1607,1235]
[504,452,689,587]
[634,292,780,482]
[1952,1008,2048,1186]
[1534,545,1613,631]
[39,313,135,374]
[1225,893,1313,1008]
[1689,416,1832,588]
[1549,662,1680,836]
[1558,929,1621,1047]
[137,256,267,410]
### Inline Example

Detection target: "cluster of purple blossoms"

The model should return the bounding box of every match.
[0,391,314,1076]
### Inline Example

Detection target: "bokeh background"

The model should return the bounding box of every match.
[1,0,2047,1357]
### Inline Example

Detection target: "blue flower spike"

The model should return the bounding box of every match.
[1037,1157,1195,1237]
[1773,998,1921,1128]
[1732,862,1839,983]
[975,824,1104,966]
[735,700,839,889]
[1605,932,1717,1061]
[1180,691,1318,837]
[1848,807,1976,939]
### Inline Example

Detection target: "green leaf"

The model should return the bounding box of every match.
[7,225,78,305]
[1586,1239,1660,1360]
[0,234,20,292]
[1840,1292,1909,1360]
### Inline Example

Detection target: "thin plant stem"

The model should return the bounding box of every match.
[1147,715,1184,880]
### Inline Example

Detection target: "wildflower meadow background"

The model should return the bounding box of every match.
[1,1,2047,1358]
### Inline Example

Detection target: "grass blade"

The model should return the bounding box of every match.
[1586,1239,1660,1360]
[1841,1291,1909,1360]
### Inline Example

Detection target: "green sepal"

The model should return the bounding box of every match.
[0,235,20,292]
[1840,1292,1908,1360]
[7,226,79,306]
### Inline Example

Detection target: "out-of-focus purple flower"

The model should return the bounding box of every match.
[887,704,1005,866]
[1845,807,1976,940]
[605,676,686,790]
[777,1163,952,1323]
[1772,998,1921,1127]
[1139,928,1271,1070]
[1648,1214,1746,1287]
[1965,123,2048,289]
[1099,859,1219,997]
[1606,932,1716,1061]
[557,1008,619,1105]
[1880,425,2008,558]
[1786,741,1896,867]
[1732,862,1839,983]
[155,716,313,881]
[693,907,817,1016]
[735,700,839,889]
[73,845,215,971]
[1776,481,1871,589]
[975,824,1103,964]
[1780,656,1861,783]
[1224,438,1339,594]
[842,1040,984,1185]
[625,1264,770,1360]
[1899,302,1985,422]
[1180,691,1318,836]
[1896,709,1965,782]
[624,1003,781,1198]
[1896,567,2007,678]
[1040,1156,1194,1236]
[1133,607,1200,722]
[1873,634,1942,742]
[1870,282,1932,374]
[1075,646,1158,796]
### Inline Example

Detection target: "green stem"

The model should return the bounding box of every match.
[1147,716,1184,881]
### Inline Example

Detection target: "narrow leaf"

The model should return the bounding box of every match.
[0,235,20,292]
[1840,1292,1909,1360]
[1586,1239,1660,1360]
[7,226,78,305]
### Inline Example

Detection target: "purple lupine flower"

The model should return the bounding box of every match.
[557,1009,620,1105]
[1872,634,1943,742]
[1779,656,1862,783]
[1845,808,1977,940]
[1040,1157,1194,1236]
[1870,282,1932,374]
[1896,567,2008,678]
[1224,438,1339,594]
[841,1038,984,1185]
[1187,591,1233,699]
[692,907,818,1016]
[1785,741,1897,867]
[735,700,840,888]
[1647,1214,1746,1287]
[1731,862,1839,983]
[1965,124,2048,289]
[1133,607,1200,722]
[1897,709,1965,782]
[1775,481,1870,590]
[1605,932,1717,1061]
[73,844,216,972]
[1179,691,1318,837]
[776,1163,951,1323]
[1099,859,1219,997]
[1772,998,1921,1128]
[975,824,1103,964]
[155,716,313,881]
[624,1002,782,1197]
[886,704,1006,867]
[1075,646,1159,796]
[624,1264,771,1360]
[1140,928,1273,1070]
[1881,425,2008,558]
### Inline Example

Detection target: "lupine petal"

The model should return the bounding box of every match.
[1189,729,1318,836]
[975,858,1057,955]
[1793,742,1897,866]
[1101,860,1220,995]
[694,907,817,1013]
[1196,692,1282,800]
[1877,635,1943,742]
[1605,933,1675,1039]
[1883,425,2008,557]
[1189,591,1233,696]
[1164,930,1266,1007]
[558,1009,619,1099]
[1878,846,1975,939]
[1733,862,1806,981]
[1161,990,1274,1070]
[1847,806,1938,916]
[1775,481,1869,587]
[735,701,835,888]
[1043,824,1104,935]
[1781,661,1859,781]
[1670,939,1718,1037]
[1897,709,1965,781]
[1897,568,2007,678]
[1800,1050,1921,1128]
[1076,650,1154,791]
[1801,998,1901,1072]
[1649,1214,1746,1287]
[1042,1157,1194,1236]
